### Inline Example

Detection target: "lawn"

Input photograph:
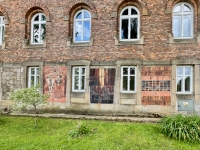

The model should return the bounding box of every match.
[0,116,199,150]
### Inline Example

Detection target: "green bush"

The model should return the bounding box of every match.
[68,122,92,138]
[159,114,200,143]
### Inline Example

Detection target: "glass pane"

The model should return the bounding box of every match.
[74,76,79,90]
[36,68,39,76]
[41,24,46,41]
[130,76,135,91]
[177,67,183,75]
[84,11,90,18]
[81,76,85,90]
[121,19,128,39]
[31,68,35,75]
[123,76,128,91]
[34,15,39,21]
[76,12,82,19]
[81,68,85,75]
[122,9,128,15]
[184,5,191,12]
[2,26,4,42]
[173,16,181,37]
[2,17,4,24]
[74,68,79,75]
[185,67,191,75]
[130,67,135,75]
[183,15,192,37]
[36,76,39,85]
[185,76,190,91]
[33,24,39,43]
[41,15,46,21]
[177,76,182,92]
[75,21,82,41]
[123,68,128,75]
[31,76,35,87]
[131,8,137,15]
[173,5,181,12]
[83,21,90,41]
[130,18,138,39]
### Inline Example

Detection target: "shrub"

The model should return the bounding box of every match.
[68,122,92,138]
[159,114,200,143]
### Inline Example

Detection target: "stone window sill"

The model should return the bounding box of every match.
[169,33,200,44]
[22,39,47,49]
[114,35,144,45]
[67,37,93,47]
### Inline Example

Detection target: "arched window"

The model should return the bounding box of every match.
[31,13,46,44]
[120,6,140,41]
[74,9,91,42]
[173,3,193,38]
[0,16,5,45]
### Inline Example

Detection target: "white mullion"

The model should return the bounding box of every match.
[127,67,130,91]
[34,68,36,86]
[79,68,81,91]
[0,25,2,45]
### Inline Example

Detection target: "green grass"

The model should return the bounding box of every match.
[0,116,199,150]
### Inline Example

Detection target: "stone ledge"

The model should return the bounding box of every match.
[114,35,144,45]
[22,39,47,49]
[67,37,93,47]
[168,33,200,44]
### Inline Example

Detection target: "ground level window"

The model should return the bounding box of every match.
[176,66,193,93]
[28,67,39,88]
[72,66,86,92]
[121,66,136,92]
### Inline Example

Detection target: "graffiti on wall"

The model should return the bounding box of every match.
[90,68,115,104]
[43,66,67,103]
[142,66,171,105]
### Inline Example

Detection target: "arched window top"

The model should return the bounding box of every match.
[120,6,140,17]
[32,13,46,22]
[173,2,193,13]
[74,9,91,20]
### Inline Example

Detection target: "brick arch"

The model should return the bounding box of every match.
[166,0,199,11]
[0,5,9,24]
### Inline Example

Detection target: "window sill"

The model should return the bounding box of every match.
[114,35,144,45]
[176,92,193,95]
[71,92,85,98]
[169,33,200,44]
[22,39,47,49]
[67,37,93,47]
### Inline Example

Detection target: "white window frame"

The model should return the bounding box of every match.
[121,66,137,93]
[73,9,91,43]
[72,66,86,92]
[0,16,5,46]
[172,2,193,39]
[176,66,193,94]
[28,67,40,88]
[31,13,46,44]
[120,6,140,41]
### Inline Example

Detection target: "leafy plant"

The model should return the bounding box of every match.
[10,85,49,127]
[159,114,200,143]
[68,122,93,138]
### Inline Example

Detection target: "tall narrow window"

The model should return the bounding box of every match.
[176,66,193,93]
[28,67,39,88]
[121,66,137,92]
[120,6,140,41]
[0,16,5,46]
[74,9,91,42]
[31,13,46,44]
[72,67,86,92]
[173,3,193,38]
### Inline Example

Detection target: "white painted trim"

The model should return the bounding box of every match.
[28,67,39,88]
[72,66,86,92]
[0,16,5,46]
[119,6,140,41]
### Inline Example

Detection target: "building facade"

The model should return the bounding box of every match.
[0,0,200,116]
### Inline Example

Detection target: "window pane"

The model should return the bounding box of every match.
[84,11,90,18]
[74,76,79,90]
[131,8,137,15]
[121,19,128,39]
[123,76,128,91]
[74,68,79,75]
[130,67,135,75]
[41,15,46,21]
[183,15,191,37]
[185,67,191,75]
[31,68,35,75]
[123,68,128,75]
[177,67,183,75]
[33,24,39,43]
[130,18,138,39]
[2,26,4,42]
[122,9,128,15]
[81,76,85,90]
[41,24,46,41]
[173,16,181,37]
[36,76,39,85]
[31,76,35,87]
[173,5,181,12]
[81,68,85,75]
[36,68,39,76]
[177,76,182,92]
[75,21,82,41]
[184,5,191,12]
[185,76,191,91]
[34,15,39,21]
[83,21,90,41]
[76,12,82,19]
[130,76,135,91]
